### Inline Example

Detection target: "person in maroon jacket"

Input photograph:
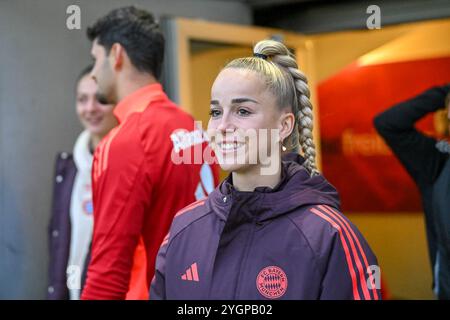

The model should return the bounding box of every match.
[150,40,381,300]
[47,65,117,300]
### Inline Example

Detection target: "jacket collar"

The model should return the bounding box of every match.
[113,83,167,123]
[72,130,93,173]
[208,154,340,223]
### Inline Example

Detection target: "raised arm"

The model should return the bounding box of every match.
[374,84,450,184]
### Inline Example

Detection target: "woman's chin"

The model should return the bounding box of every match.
[87,122,113,137]
[214,148,248,172]
[219,161,247,173]
[87,127,104,136]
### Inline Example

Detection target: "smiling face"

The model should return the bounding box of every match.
[208,68,294,173]
[76,75,117,137]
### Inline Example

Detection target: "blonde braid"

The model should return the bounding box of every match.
[253,40,319,176]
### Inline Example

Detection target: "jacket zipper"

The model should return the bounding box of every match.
[233,216,259,299]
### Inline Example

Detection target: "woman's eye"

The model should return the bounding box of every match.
[237,108,251,116]
[209,109,221,118]
[77,96,87,104]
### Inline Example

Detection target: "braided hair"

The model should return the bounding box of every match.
[225,39,319,176]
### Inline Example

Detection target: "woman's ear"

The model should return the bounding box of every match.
[278,111,295,143]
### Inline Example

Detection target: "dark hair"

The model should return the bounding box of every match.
[446,92,450,109]
[76,64,93,84]
[87,6,165,79]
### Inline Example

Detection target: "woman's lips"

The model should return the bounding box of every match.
[216,141,245,153]
[84,116,103,126]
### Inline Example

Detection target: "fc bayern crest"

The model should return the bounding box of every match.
[256,266,288,299]
[82,199,93,215]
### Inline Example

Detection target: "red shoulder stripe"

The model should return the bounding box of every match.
[174,199,206,218]
[320,205,379,299]
[310,207,361,300]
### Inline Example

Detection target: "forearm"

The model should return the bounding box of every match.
[373,85,449,183]
[81,186,148,299]
[82,232,139,300]
[374,84,450,135]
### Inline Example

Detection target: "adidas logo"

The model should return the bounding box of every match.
[181,262,199,282]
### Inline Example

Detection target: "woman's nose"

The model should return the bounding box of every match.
[85,98,99,112]
[216,113,235,133]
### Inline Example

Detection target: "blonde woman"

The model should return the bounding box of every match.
[150,40,380,300]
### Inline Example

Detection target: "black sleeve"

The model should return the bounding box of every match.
[48,154,61,251]
[373,85,450,185]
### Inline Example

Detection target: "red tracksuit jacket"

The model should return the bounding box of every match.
[82,83,218,299]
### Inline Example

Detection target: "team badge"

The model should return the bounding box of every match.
[256,266,288,299]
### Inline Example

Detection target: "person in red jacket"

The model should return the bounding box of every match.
[81,6,218,300]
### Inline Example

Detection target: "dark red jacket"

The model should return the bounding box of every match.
[151,157,381,300]
[47,152,76,299]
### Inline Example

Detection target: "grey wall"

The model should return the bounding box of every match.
[0,0,251,299]
[254,0,450,34]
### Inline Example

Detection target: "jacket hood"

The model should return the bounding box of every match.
[209,153,341,222]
